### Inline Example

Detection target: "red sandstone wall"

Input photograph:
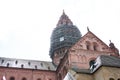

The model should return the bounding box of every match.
[68,31,114,69]
[69,50,111,69]
[0,68,56,80]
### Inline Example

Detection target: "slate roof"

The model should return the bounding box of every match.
[72,55,120,74]
[0,57,56,71]
[72,68,91,74]
[100,55,120,67]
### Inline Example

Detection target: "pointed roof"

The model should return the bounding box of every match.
[70,30,112,52]
[57,10,73,26]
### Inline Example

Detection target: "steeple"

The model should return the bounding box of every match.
[57,10,73,26]
[50,11,82,65]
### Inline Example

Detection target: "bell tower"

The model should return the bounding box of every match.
[49,11,82,65]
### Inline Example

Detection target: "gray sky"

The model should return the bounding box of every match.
[0,0,120,61]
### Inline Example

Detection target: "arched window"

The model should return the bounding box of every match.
[89,59,96,70]
[10,77,15,80]
[86,45,90,50]
[93,45,96,50]
[93,42,98,51]
[22,77,27,80]
[109,78,114,80]
[89,60,95,67]
[37,78,41,80]
[86,41,90,50]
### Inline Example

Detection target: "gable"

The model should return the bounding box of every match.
[71,31,111,52]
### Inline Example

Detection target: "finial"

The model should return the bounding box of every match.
[109,40,115,48]
[57,10,73,26]
[109,40,111,43]
[87,26,90,32]
[63,9,65,15]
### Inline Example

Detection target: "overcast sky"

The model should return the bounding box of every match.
[0,0,120,61]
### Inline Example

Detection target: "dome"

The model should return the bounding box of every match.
[49,11,82,58]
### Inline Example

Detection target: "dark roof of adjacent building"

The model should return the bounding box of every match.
[72,55,120,74]
[72,68,91,74]
[0,57,56,71]
[100,55,120,67]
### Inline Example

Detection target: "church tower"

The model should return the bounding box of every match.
[49,11,82,65]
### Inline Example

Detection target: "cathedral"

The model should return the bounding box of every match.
[0,11,120,80]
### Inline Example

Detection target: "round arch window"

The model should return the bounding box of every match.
[37,78,41,80]
[89,60,95,67]
[10,77,15,80]
[22,77,27,80]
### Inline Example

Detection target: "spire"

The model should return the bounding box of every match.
[57,10,73,26]
[63,9,65,15]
